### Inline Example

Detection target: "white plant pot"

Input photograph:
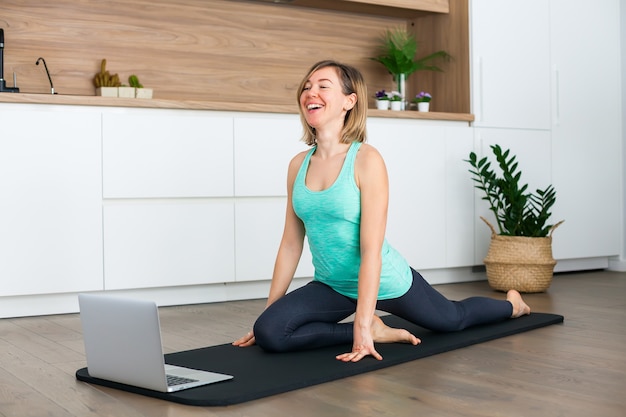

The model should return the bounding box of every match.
[418,102,430,112]
[136,88,153,99]
[95,87,118,97]
[390,101,402,111]
[376,100,390,110]
[117,87,136,98]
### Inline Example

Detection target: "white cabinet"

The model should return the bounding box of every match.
[103,201,235,290]
[103,110,234,198]
[470,0,551,129]
[368,119,446,270]
[234,199,314,282]
[233,114,313,281]
[0,107,103,296]
[549,0,622,260]
[443,125,476,267]
[368,119,475,270]
[233,114,308,196]
[101,109,236,290]
[470,0,622,267]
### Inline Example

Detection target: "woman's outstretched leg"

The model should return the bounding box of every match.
[377,269,528,332]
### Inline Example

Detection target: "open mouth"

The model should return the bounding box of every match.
[306,103,323,111]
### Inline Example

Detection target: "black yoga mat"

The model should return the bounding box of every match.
[76,313,563,406]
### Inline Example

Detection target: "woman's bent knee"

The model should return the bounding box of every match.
[253,315,289,353]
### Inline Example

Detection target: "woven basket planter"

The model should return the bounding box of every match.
[481,217,564,293]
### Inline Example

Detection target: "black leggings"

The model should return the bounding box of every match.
[253,268,513,352]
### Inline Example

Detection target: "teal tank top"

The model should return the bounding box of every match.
[292,141,412,300]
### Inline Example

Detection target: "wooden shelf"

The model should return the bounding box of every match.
[287,0,449,17]
[0,93,473,122]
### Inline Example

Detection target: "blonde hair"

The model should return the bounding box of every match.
[297,60,368,146]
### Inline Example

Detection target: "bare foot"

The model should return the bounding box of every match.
[507,289,531,318]
[371,315,420,345]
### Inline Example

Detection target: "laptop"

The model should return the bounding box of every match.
[78,293,233,392]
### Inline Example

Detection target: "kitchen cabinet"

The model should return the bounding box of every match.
[549,0,621,261]
[470,0,551,130]
[103,201,235,290]
[368,119,475,271]
[234,199,314,282]
[233,114,308,197]
[0,107,103,296]
[101,109,236,290]
[470,0,622,267]
[233,114,314,282]
[103,110,234,198]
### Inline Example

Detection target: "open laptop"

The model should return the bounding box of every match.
[78,293,233,392]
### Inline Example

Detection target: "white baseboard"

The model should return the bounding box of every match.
[608,256,626,272]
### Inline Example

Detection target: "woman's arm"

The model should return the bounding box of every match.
[337,144,389,361]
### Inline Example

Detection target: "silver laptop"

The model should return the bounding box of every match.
[78,293,233,392]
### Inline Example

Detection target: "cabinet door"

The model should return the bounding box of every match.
[368,119,447,270]
[444,125,475,267]
[472,128,552,264]
[470,0,551,129]
[549,0,621,260]
[0,108,103,296]
[103,110,234,198]
[234,114,309,196]
[103,201,235,290]
[235,199,313,282]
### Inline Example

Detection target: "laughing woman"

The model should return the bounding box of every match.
[233,60,530,362]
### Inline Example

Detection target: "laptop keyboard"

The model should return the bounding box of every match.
[166,374,199,387]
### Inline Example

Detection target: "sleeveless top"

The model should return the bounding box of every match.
[292,141,412,300]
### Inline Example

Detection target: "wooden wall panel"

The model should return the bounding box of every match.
[410,0,470,113]
[0,0,468,111]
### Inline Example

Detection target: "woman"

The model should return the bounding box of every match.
[233,60,530,363]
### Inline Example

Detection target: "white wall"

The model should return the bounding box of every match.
[612,0,626,271]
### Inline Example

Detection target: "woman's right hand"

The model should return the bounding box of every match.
[232,330,256,347]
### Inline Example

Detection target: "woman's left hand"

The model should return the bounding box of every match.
[335,325,382,362]
[336,343,382,362]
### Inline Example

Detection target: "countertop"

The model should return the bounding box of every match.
[0,93,475,122]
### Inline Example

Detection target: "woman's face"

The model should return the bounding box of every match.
[299,66,355,130]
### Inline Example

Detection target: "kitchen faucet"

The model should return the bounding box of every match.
[36,57,55,94]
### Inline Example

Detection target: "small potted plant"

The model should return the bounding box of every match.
[389,91,402,111]
[412,91,432,112]
[465,144,564,293]
[374,89,390,110]
[371,27,450,110]
[93,59,121,97]
[129,74,153,99]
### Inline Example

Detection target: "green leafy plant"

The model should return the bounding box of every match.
[128,74,144,88]
[370,27,451,76]
[466,144,557,237]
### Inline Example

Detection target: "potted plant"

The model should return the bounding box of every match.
[374,89,390,110]
[466,144,564,293]
[93,59,121,97]
[371,27,450,110]
[129,74,153,99]
[389,91,402,111]
[412,91,432,112]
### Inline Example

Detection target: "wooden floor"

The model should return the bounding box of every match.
[0,269,624,417]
